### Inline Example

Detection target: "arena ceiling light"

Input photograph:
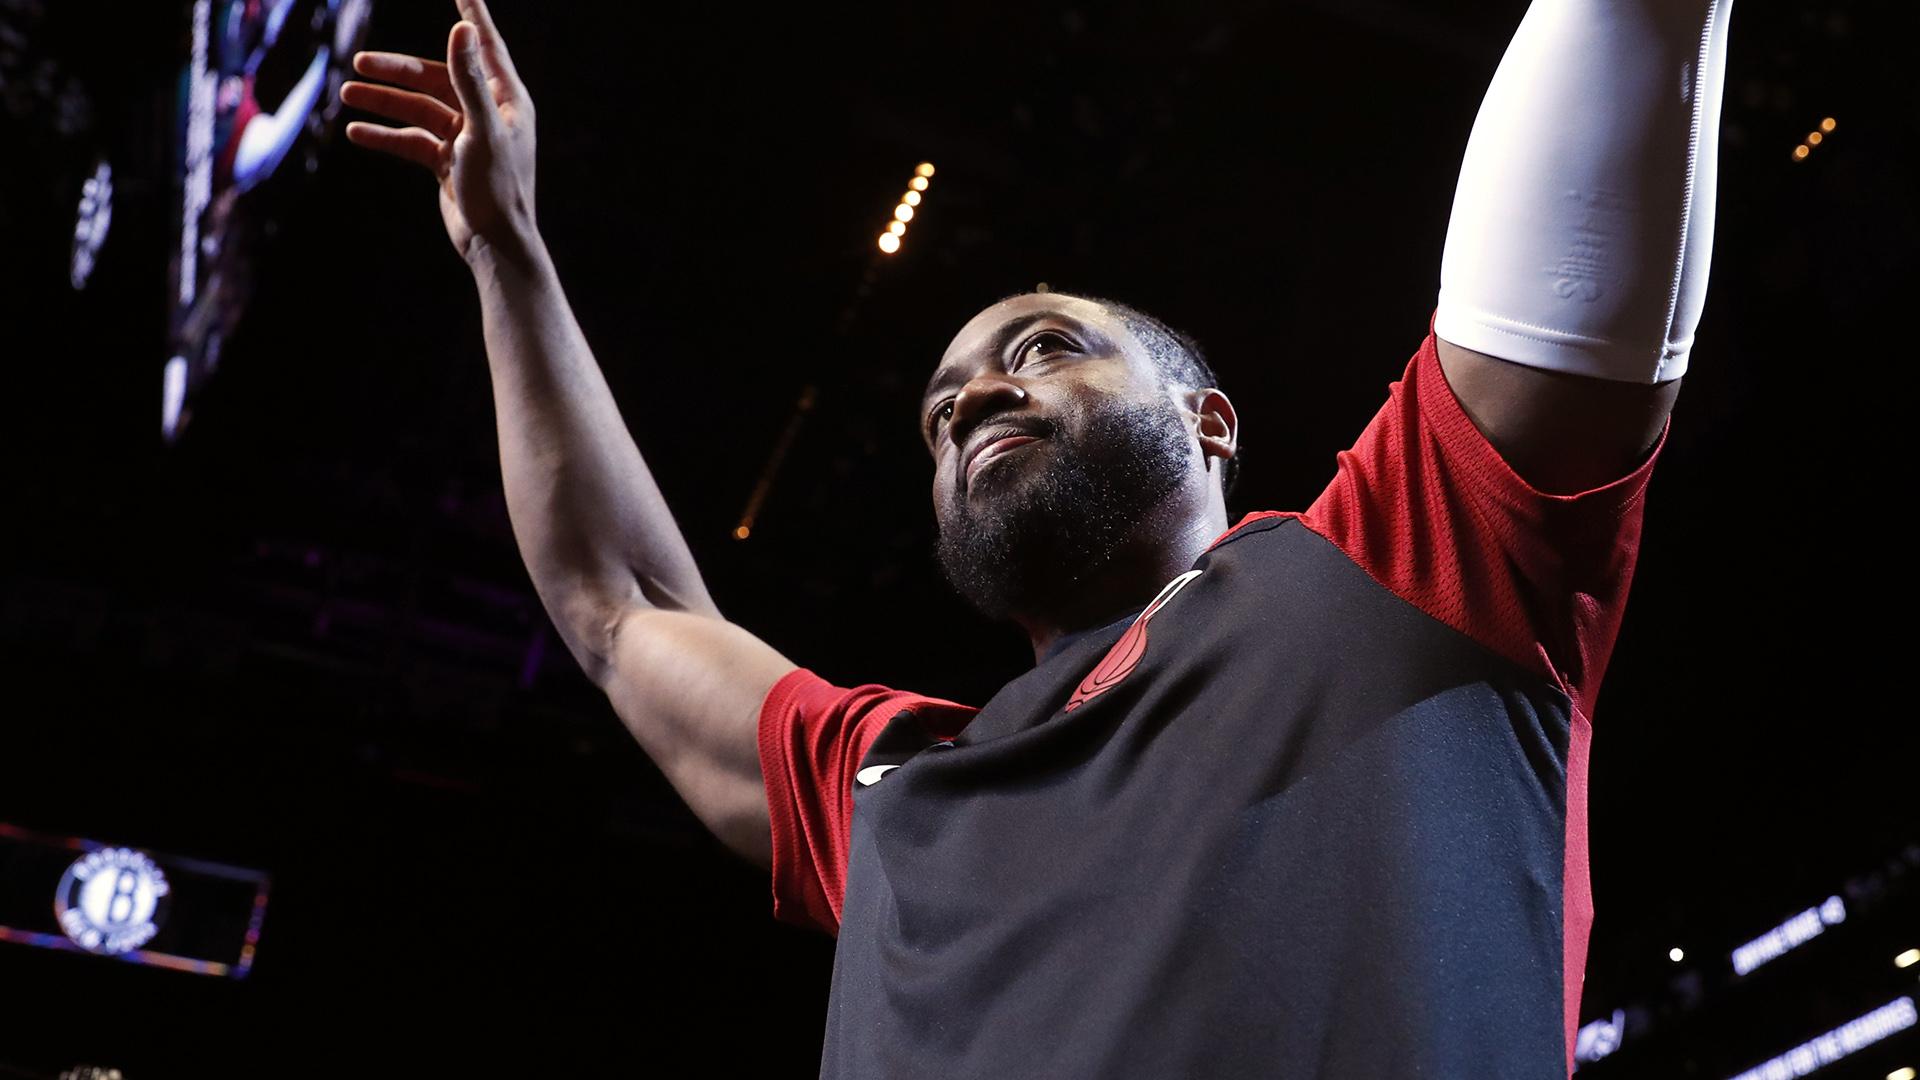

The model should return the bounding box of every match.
[1793,116,1837,162]
[876,163,934,254]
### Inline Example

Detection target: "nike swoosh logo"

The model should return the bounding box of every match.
[856,764,900,787]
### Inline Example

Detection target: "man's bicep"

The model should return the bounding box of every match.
[599,606,799,869]
[1434,335,1680,497]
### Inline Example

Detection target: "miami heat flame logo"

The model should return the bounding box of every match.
[1062,569,1203,713]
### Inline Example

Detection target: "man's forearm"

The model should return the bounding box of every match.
[466,232,719,683]
[1436,0,1734,384]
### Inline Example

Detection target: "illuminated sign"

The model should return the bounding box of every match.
[55,848,172,955]
[0,824,269,978]
[70,160,112,291]
[1574,1008,1627,1064]
[1732,895,1846,976]
[1726,996,1917,1080]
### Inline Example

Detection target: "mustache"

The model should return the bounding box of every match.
[953,415,1058,499]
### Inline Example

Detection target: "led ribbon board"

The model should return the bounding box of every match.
[1732,896,1847,976]
[1726,997,1916,1080]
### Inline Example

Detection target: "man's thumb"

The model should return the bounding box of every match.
[447,21,495,128]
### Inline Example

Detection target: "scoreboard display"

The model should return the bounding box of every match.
[167,0,370,441]
[0,0,370,445]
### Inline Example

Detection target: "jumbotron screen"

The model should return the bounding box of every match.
[166,0,371,441]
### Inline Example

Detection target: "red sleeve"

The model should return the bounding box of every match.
[756,668,978,935]
[1295,308,1667,721]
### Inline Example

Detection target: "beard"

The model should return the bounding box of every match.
[934,393,1195,622]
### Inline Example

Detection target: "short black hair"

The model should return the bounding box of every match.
[1034,291,1240,501]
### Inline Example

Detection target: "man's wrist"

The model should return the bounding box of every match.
[464,221,550,284]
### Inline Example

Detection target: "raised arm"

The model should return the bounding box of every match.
[340,0,795,866]
[1432,0,1735,495]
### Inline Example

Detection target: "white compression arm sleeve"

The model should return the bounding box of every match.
[1434,0,1735,384]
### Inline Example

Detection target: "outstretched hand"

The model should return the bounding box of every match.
[340,0,536,262]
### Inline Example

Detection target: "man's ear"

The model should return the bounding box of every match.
[1187,387,1238,470]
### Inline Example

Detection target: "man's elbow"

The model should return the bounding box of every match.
[539,588,631,688]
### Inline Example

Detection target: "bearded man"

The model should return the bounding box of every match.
[341,0,1734,1072]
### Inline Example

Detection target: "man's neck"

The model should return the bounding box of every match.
[1015,511,1226,666]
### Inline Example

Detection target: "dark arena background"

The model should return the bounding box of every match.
[2,0,1914,1076]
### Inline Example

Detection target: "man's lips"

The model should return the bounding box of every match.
[965,435,1042,488]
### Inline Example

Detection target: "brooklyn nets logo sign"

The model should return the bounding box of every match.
[55,847,173,955]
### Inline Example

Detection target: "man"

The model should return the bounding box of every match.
[341,0,1732,1074]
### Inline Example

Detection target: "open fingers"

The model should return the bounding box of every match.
[351,51,458,110]
[454,0,524,91]
[340,81,460,140]
[344,121,443,172]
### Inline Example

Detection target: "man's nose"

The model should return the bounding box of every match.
[947,373,1029,447]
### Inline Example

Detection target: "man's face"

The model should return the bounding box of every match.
[921,293,1200,621]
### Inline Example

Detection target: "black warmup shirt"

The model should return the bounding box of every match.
[759,313,1666,1078]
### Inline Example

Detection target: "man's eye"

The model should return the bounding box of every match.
[1019,332,1072,366]
[929,400,953,436]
